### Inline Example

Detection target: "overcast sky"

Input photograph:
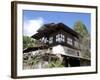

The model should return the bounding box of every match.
[23,10,91,36]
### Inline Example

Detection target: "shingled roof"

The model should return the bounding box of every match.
[31,23,81,39]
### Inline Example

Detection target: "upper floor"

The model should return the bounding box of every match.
[32,23,82,50]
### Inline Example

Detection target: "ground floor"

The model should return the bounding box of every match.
[23,45,91,69]
[23,52,90,69]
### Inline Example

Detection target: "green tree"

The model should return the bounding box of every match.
[23,36,36,49]
[73,21,91,59]
[74,21,88,36]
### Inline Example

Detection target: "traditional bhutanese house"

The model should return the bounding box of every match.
[24,23,90,68]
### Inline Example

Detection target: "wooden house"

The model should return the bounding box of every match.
[23,23,90,68]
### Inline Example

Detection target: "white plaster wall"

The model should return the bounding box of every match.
[52,45,65,55]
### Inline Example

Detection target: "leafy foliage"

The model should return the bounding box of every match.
[74,21,91,59]
[23,36,37,49]
[23,51,64,69]
[74,21,88,36]
[47,58,64,68]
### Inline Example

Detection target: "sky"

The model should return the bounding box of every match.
[23,10,91,36]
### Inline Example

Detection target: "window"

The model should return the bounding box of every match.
[74,41,78,48]
[44,37,48,43]
[41,37,45,42]
[56,34,65,43]
[67,37,72,45]
[74,37,79,48]
[56,34,61,42]
[61,34,65,42]
[49,37,53,44]
[40,37,48,43]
